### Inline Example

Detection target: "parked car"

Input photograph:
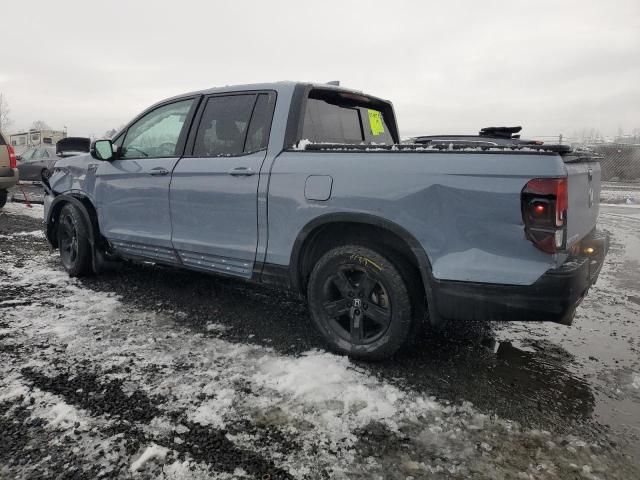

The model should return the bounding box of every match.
[17,138,89,182]
[0,131,19,208]
[43,81,608,360]
[16,146,58,181]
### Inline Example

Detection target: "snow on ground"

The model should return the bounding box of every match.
[1,201,44,220]
[2,201,640,478]
[0,229,44,239]
[600,188,640,205]
[2,250,637,478]
[131,444,170,472]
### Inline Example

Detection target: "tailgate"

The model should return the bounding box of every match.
[0,133,11,176]
[564,157,601,247]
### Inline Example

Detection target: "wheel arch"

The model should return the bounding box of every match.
[290,213,434,298]
[46,193,101,252]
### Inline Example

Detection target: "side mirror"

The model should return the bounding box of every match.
[92,139,114,161]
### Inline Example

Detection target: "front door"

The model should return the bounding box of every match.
[95,98,196,263]
[170,92,276,278]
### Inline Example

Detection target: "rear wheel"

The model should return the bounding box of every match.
[307,245,415,360]
[57,204,92,277]
[0,190,7,209]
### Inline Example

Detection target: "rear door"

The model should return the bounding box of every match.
[170,92,276,278]
[95,98,198,261]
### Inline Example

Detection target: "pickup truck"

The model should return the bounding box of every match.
[43,81,608,360]
[0,131,19,208]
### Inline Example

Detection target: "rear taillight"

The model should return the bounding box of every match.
[521,177,568,253]
[8,145,17,169]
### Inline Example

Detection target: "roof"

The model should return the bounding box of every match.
[153,81,385,108]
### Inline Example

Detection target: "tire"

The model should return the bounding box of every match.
[0,190,7,209]
[307,245,416,360]
[57,203,92,277]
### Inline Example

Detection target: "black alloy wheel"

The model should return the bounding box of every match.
[308,245,416,360]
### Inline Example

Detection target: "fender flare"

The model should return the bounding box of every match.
[289,212,435,294]
[288,212,445,326]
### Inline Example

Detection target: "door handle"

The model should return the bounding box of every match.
[148,167,169,176]
[228,167,255,177]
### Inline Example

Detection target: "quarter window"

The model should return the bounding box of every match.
[122,99,193,159]
[193,95,256,157]
[245,93,276,153]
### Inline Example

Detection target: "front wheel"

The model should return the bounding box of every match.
[307,245,415,360]
[57,204,92,277]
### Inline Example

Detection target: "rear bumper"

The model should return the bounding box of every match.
[431,229,609,325]
[0,168,19,190]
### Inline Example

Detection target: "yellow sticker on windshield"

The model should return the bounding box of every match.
[368,109,385,136]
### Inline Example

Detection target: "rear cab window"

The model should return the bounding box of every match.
[299,88,397,146]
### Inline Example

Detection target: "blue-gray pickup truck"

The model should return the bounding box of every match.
[43,81,608,359]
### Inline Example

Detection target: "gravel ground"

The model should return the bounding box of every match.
[1,199,639,479]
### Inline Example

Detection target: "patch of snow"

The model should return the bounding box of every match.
[188,388,235,428]
[254,351,402,425]
[600,188,640,205]
[0,229,44,239]
[47,402,83,428]
[205,322,230,332]
[130,444,169,472]
[1,201,44,220]
[632,374,640,390]
[292,139,312,150]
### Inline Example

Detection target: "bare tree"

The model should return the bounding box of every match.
[31,120,51,131]
[103,128,118,139]
[0,93,12,132]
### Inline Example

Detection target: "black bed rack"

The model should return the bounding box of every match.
[301,142,574,154]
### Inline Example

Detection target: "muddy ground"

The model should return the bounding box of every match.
[1,196,639,479]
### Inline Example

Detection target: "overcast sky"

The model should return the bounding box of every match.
[1,0,638,140]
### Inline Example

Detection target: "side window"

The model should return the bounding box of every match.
[41,149,50,159]
[193,95,256,157]
[245,93,276,153]
[21,149,36,162]
[301,98,363,144]
[122,99,193,159]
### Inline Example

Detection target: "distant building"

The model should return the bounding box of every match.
[9,129,67,154]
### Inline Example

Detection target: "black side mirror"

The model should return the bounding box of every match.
[92,139,114,161]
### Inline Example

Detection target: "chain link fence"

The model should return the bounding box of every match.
[588,143,640,183]
[532,136,640,183]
